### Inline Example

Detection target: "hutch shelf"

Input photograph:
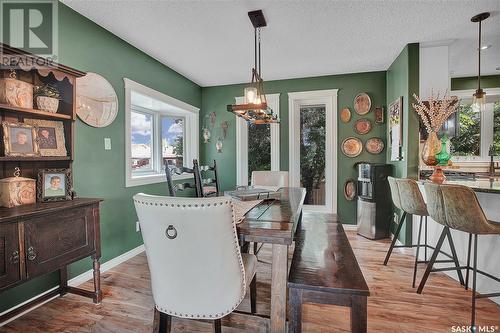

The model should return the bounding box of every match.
[0,43,103,324]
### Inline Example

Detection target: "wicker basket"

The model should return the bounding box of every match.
[36,96,59,113]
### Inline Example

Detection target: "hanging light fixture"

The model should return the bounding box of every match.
[471,12,490,112]
[227,10,279,124]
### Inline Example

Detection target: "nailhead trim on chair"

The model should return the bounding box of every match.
[134,196,248,319]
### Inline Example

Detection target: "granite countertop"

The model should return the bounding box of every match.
[418,178,500,194]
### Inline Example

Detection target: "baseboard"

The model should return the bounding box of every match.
[67,244,145,287]
[342,224,357,231]
[0,244,145,327]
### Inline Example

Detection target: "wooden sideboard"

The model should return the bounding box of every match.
[0,198,102,323]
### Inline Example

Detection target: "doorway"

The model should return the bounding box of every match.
[288,90,338,213]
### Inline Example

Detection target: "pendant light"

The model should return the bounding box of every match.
[471,12,490,112]
[227,10,279,124]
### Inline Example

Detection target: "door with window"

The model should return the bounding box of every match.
[288,90,338,213]
[235,94,280,186]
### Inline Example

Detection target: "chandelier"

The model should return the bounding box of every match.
[227,10,279,124]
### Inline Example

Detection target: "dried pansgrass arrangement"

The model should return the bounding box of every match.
[412,91,459,134]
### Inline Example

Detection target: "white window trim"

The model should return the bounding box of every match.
[288,89,338,214]
[235,93,280,186]
[124,78,199,187]
[450,87,500,163]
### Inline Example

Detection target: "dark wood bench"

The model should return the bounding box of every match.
[288,214,370,333]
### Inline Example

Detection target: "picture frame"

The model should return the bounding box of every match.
[37,168,72,202]
[1,121,40,157]
[24,119,67,156]
[374,107,385,124]
[389,97,403,161]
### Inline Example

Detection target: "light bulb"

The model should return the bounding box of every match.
[244,87,257,104]
[472,89,486,112]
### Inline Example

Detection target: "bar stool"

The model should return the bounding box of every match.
[418,183,500,328]
[384,177,464,288]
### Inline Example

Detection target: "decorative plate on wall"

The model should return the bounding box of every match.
[344,178,357,201]
[340,107,351,123]
[341,137,363,157]
[76,73,118,127]
[353,92,371,115]
[365,137,385,154]
[354,118,372,135]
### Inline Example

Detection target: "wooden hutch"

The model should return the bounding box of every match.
[0,43,102,323]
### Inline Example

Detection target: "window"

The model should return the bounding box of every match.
[494,101,500,154]
[450,88,500,162]
[450,103,480,156]
[248,123,271,183]
[235,93,280,186]
[125,79,199,187]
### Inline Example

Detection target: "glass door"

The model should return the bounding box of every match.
[288,90,337,213]
[299,105,326,206]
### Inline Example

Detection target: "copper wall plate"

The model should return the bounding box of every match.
[341,137,363,157]
[354,118,372,135]
[365,137,385,154]
[340,107,351,123]
[344,178,357,201]
[354,92,371,115]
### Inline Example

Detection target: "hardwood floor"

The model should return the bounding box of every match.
[2,226,499,332]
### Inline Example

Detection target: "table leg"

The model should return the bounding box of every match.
[288,288,302,333]
[351,295,367,333]
[271,244,288,333]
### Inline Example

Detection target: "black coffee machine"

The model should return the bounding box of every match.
[356,163,393,240]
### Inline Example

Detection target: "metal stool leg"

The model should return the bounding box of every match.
[471,234,478,329]
[417,226,448,294]
[412,215,424,288]
[465,233,472,290]
[424,216,428,261]
[383,211,407,265]
[445,228,465,286]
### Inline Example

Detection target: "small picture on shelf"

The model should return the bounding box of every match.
[25,119,67,156]
[2,121,40,157]
[37,168,72,202]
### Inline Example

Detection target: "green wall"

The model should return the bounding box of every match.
[451,75,500,90]
[1,3,201,313]
[385,43,420,244]
[201,71,387,225]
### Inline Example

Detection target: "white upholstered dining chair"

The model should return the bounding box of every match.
[251,170,289,189]
[250,170,289,257]
[133,194,257,333]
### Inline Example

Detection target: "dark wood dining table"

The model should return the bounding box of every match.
[236,187,306,333]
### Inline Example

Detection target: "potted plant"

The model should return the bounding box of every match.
[34,84,60,113]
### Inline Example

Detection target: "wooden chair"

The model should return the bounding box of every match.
[165,161,203,197]
[133,194,257,333]
[195,159,220,197]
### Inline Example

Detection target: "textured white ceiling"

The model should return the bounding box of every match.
[62,0,500,86]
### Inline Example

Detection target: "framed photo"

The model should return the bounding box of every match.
[2,122,39,157]
[389,97,403,161]
[24,119,67,156]
[37,168,72,202]
[374,107,385,124]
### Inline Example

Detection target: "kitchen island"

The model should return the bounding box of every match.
[415,179,500,304]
